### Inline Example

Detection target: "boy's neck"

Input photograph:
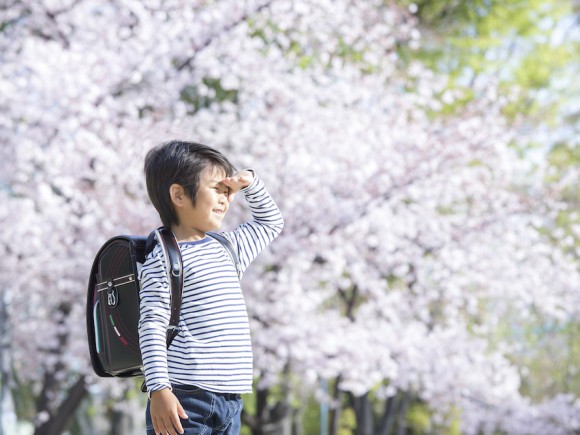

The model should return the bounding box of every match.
[171,225,206,242]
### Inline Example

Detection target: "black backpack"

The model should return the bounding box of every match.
[86,227,241,380]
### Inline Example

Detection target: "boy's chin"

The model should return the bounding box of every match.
[207,222,223,232]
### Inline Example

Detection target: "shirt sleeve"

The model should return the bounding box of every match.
[138,247,172,393]
[222,173,284,275]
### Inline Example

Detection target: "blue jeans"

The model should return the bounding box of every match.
[146,385,243,435]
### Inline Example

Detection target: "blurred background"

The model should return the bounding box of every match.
[0,0,579,434]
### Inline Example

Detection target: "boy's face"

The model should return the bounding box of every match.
[174,166,230,235]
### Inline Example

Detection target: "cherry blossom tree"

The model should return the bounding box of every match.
[1,1,578,434]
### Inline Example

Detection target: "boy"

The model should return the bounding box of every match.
[138,140,284,435]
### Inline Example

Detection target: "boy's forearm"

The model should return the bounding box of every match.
[242,175,284,236]
[139,253,173,394]
[223,174,283,272]
[139,322,172,393]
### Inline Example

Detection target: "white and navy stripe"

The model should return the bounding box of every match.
[138,176,284,394]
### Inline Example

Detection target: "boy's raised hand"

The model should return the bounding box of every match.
[221,170,254,203]
[150,388,187,435]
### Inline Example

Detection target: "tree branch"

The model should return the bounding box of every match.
[176,0,275,71]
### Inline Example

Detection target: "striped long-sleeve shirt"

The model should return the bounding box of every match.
[138,175,284,394]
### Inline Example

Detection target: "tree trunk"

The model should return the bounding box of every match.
[0,290,16,435]
[396,392,410,435]
[256,387,269,435]
[377,394,398,435]
[291,395,304,435]
[34,376,87,435]
[328,376,342,435]
[242,387,290,435]
[33,302,88,435]
[242,387,268,435]
[351,392,374,435]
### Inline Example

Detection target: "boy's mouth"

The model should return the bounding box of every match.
[212,208,225,215]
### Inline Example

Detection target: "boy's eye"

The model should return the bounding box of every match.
[213,185,230,194]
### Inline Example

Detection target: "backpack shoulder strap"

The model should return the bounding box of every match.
[153,227,183,348]
[207,232,242,280]
[140,227,183,393]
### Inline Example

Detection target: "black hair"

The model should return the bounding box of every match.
[144,140,236,227]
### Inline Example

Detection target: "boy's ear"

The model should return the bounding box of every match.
[169,184,186,207]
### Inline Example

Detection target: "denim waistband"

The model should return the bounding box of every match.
[170,383,241,400]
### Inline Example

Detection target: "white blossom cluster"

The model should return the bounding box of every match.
[0,0,578,432]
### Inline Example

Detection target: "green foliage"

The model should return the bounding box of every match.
[338,407,356,434]
[443,406,462,435]
[406,402,431,432]
[302,395,322,435]
[546,142,580,254]
[482,302,580,401]
[548,142,580,169]
[549,147,580,219]
[518,320,580,399]
[10,378,36,423]
[514,44,573,90]
[406,402,463,435]
[180,77,238,113]
[247,16,377,73]
[0,20,12,33]
[397,0,576,123]
[240,424,252,435]
[404,0,571,45]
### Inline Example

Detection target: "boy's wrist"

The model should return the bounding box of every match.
[239,169,254,188]
[149,386,172,400]
[240,169,257,190]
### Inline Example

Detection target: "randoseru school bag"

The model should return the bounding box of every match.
[86,227,241,380]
